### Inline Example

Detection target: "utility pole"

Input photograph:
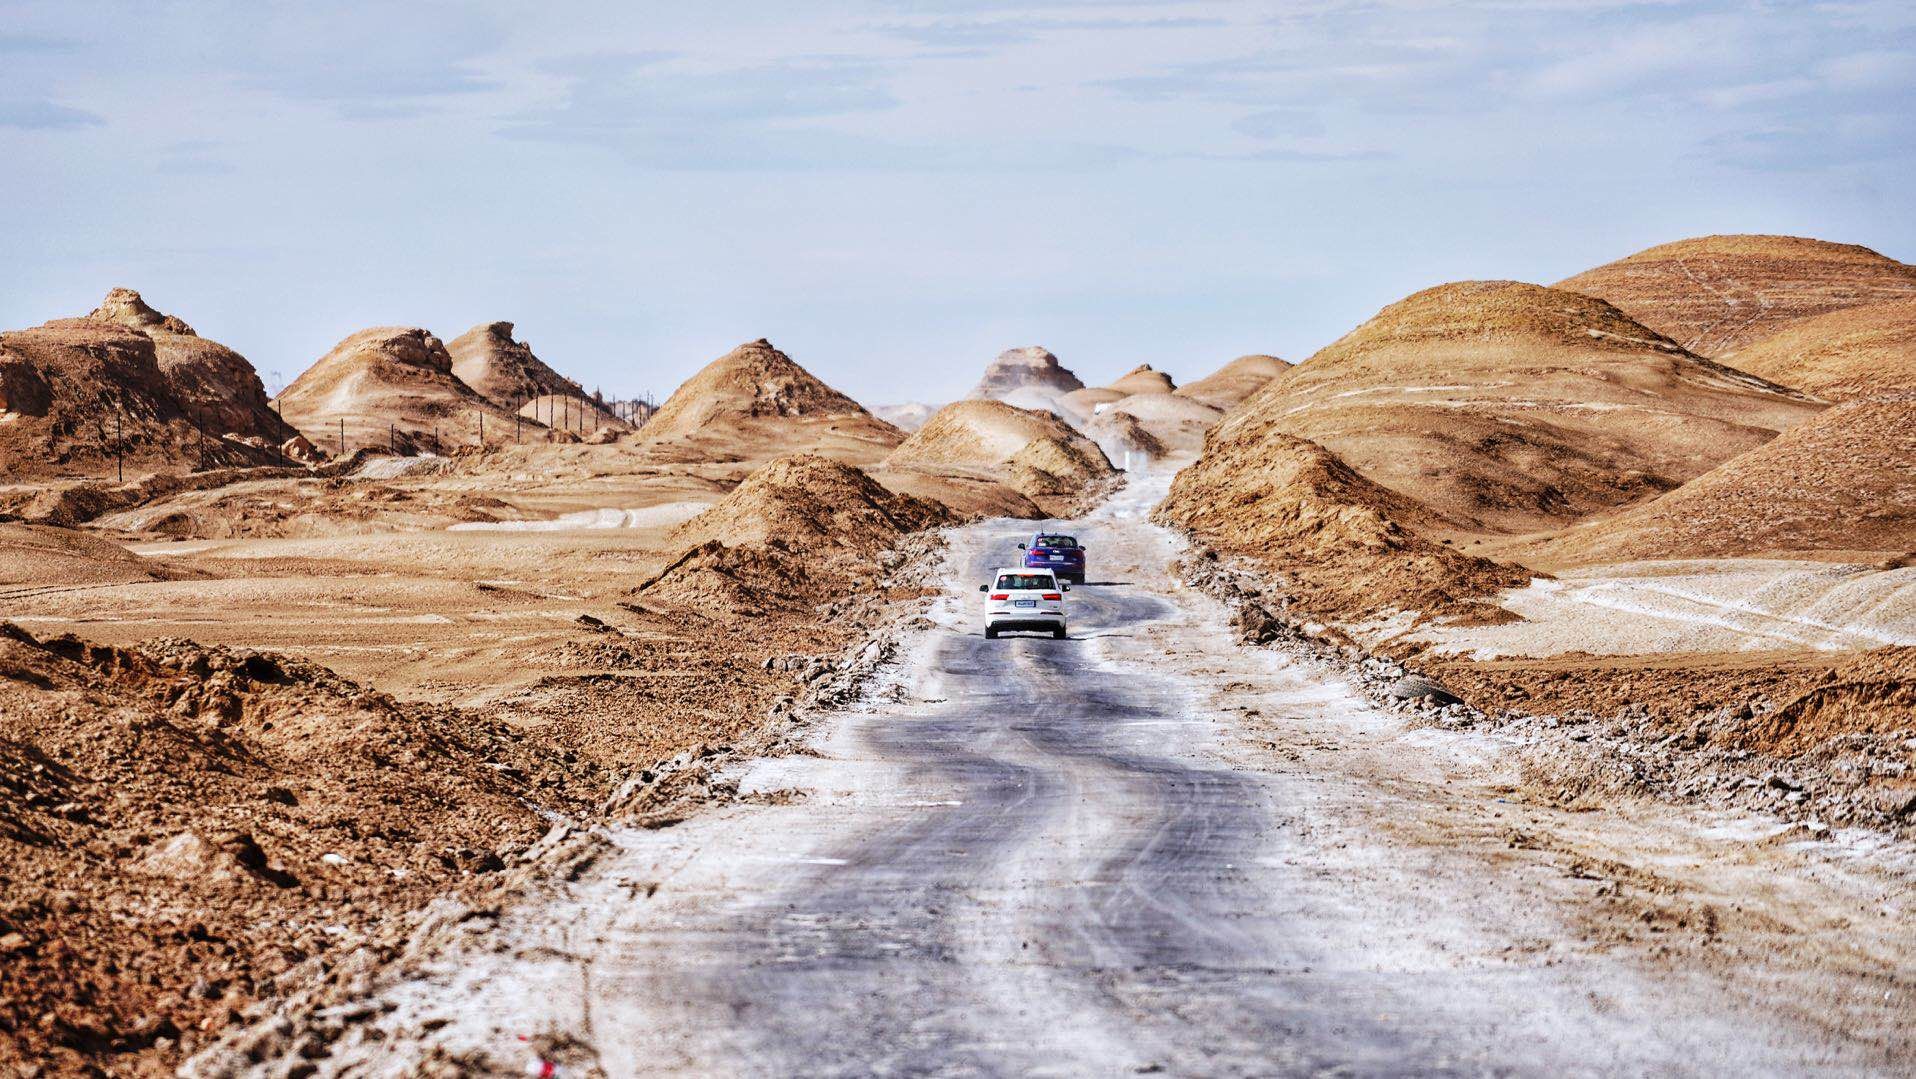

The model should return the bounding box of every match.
[478,411,484,447]
[338,418,345,459]
[198,408,206,471]
[390,423,395,455]
[115,410,123,483]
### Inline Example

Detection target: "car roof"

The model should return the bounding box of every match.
[995,566,1056,575]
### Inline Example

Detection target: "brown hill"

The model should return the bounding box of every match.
[637,454,953,619]
[885,399,1116,515]
[1175,354,1290,410]
[1084,393,1223,459]
[446,321,586,411]
[1,317,284,481]
[1228,280,1823,533]
[673,453,952,554]
[1108,364,1176,396]
[83,289,298,453]
[1058,364,1177,422]
[1532,397,1916,565]
[277,327,525,456]
[1154,431,1532,625]
[1722,299,1916,401]
[968,346,1084,402]
[638,339,902,466]
[1557,235,1916,358]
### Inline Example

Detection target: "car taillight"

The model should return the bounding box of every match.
[1042,593,1062,600]
[990,593,1009,600]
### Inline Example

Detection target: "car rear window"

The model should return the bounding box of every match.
[1035,535,1078,548]
[995,574,1056,590]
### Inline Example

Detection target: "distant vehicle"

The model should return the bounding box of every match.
[979,568,1068,639]
[1019,533,1085,584]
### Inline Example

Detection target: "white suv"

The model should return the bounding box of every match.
[979,567,1068,639]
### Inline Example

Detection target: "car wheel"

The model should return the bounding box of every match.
[984,626,998,639]
[1052,626,1067,639]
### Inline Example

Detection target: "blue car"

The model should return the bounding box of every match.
[1020,532,1086,584]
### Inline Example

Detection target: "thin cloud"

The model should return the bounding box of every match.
[0,98,104,129]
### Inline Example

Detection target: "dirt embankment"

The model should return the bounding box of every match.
[0,624,613,1073]
[1557,234,1916,359]
[1154,429,1533,627]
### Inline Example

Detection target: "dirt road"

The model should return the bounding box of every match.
[219,475,1914,1076]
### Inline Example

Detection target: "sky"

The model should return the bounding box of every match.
[3,1,1913,405]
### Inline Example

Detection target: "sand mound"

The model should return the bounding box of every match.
[885,399,1117,514]
[873,402,937,432]
[446,321,595,414]
[278,327,525,457]
[1534,397,1916,565]
[1736,647,1916,754]
[638,339,902,466]
[1108,364,1176,396]
[0,522,186,589]
[673,453,953,554]
[1225,280,1823,533]
[82,289,297,453]
[1558,234,1916,359]
[637,454,951,620]
[1175,354,1290,410]
[968,346,1084,401]
[1720,299,1916,401]
[0,623,601,1072]
[1085,392,1223,458]
[1156,431,1532,625]
[0,315,287,481]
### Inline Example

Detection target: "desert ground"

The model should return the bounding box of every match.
[1,234,1912,1075]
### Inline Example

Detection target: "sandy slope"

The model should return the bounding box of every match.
[1522,396,1915,565]
[1558,234,1916,359]
[1174,353,1289,409]
[883,399,1116,516]
[1222,280,1822,533]
[446,321,590,412]
[1724,298,1916,401]
[637,339,902,467]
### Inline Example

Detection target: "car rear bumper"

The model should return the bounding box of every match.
[986,612,1065,631]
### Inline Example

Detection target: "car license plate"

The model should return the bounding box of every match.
[1049,556,1064,561]
[1014,599,1037,608]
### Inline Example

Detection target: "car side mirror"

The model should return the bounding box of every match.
[1017,543,1027,550]
[978,584,987,592]
[1062,583,1070,592]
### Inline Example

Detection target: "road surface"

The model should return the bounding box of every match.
[244,475,1914,1076]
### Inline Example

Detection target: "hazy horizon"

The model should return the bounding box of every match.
[4,0,1913,404]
